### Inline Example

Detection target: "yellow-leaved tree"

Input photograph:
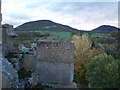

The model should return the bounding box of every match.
[72,35,92,64]
[72,35,103,86]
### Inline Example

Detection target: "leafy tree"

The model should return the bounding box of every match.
[85,54,118,88]
[72,35,103,64]
[109,30,120,40]
[72,35,103,85]
[72,35,92,64]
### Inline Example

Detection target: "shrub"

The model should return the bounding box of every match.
[74,63,88,85]
[104,43,120,59]
[109,31,120,40]
[85,54,118,88]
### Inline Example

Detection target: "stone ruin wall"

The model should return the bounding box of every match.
[36,42,74,63]
[23,41,75,85]
[0,1,19,88]
[2,25,16,56]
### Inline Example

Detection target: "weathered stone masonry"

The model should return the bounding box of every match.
[23,41,75,86]
[36,42,74,63]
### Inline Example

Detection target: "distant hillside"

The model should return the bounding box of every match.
[14,20,79,32]
[91,25,120,34]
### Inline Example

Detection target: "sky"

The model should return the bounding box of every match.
[2,0,119,30]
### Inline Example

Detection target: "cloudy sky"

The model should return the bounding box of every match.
[2,0,119,30]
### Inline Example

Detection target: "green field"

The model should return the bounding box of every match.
[83,33,108,38]
[14,31,108,47]
[37,31,71,42]
[14,31,72,47]
[16,31,71,41]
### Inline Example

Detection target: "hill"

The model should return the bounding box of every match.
[91,25,120,34]
[14,20,79,32]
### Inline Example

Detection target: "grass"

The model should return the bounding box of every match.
[13,31,108,48]
[15,31,71,42]
[13,31,72,47]
[37,31,71,42]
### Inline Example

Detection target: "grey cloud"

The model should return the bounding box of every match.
[2,1,118,30]
[54,2,117,24]
[8,13,32,20]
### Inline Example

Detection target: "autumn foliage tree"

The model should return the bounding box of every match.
[72,35,102,64]
[72,35,92,64]
[72,35,103,85]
